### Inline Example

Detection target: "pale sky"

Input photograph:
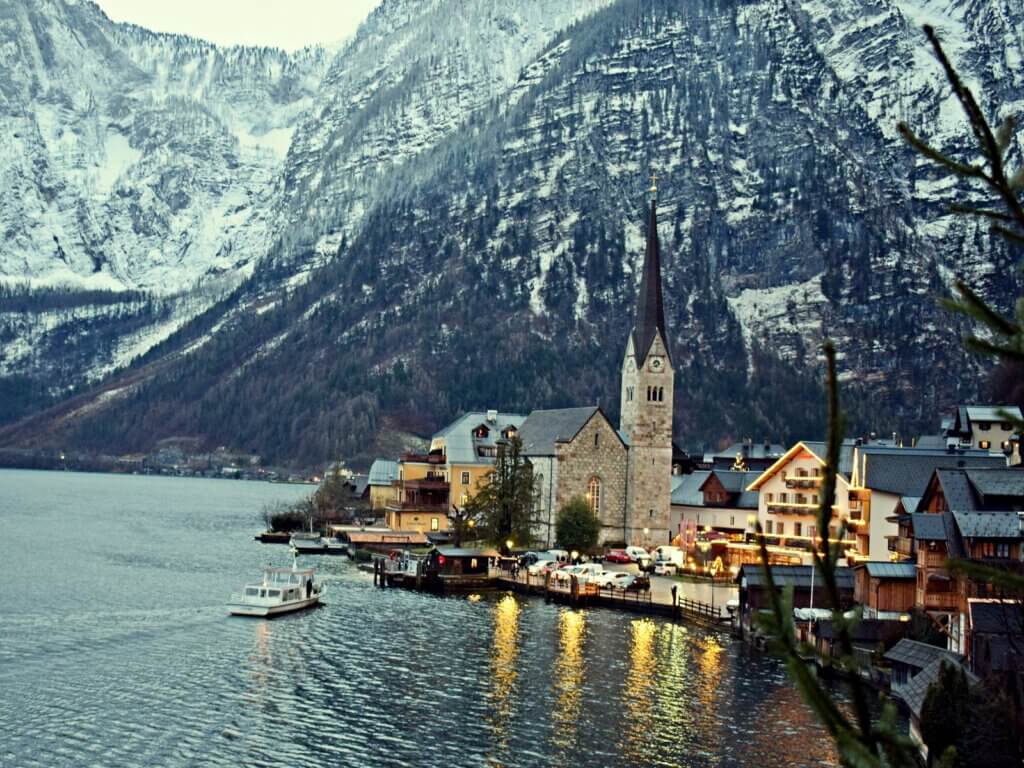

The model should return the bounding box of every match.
[96,1,382,51]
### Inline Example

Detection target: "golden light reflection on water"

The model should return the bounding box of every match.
[748,677,841,766]
[550,609,585,755]
[620,618,657,762]
[488,595,521,753]
[245,620,272,702]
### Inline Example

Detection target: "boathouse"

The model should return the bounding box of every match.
[735,564,854,638]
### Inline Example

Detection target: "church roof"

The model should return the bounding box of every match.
[631,197,670,365]
[518,406,612,456]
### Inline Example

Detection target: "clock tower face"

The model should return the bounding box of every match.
[649,356,664,372]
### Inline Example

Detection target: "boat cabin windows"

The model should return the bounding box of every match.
[267,589,281,598]
[245,587,259,596]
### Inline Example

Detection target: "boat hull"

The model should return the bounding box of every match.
[228,595,321,618]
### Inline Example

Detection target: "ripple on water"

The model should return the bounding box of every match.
[0,470,843,768]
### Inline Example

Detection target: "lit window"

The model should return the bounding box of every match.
[588,477,602,515]
[979,440,991,450]
[431,518,439,531]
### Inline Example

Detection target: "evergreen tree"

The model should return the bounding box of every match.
[920,661,970,767]
[462,435,537,552]
[554,496,600,554]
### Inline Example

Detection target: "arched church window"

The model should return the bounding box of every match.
[658,386,664,402]
[588,476,601,516]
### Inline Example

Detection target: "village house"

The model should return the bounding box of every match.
[517,406,628,547]
[942,404,1023,460]
[741,441,864,566]
[848,444,1005,561]
[884,638,965,699]
[852,561,917,619]
[734,563,854,639]
[672,468,757,548]
[703,439,785,472]
[386,410,526,534]
[367,459,399,512]
[890,467,1024,652]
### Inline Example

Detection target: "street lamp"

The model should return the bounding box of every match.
[506,538,514,552]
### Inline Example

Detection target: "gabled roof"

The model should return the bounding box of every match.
[932,468,978,512]
[965,405,1023,424]
[368,459,399,486]
[909,513,949,541]
[858,449,1005,497]
[701,470,752,494]
[672,470,710,506]
[712,442,786,460]
[954,510,1023,539]
[901,657,977,718]
[746,441,852,491]
[899,496,922,514]
[518,406,614,457]
[856,562,917,579]
[431,411,527,465]
[969,599,1024,635]
[883,638,962,670]
[631,197,670,365]
[966,468,1024,502]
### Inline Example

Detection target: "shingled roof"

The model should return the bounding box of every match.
[969,600,1024,635]
[672,470,710,506]
[631,197,670,365]
[966,468,1024,502]
[884,639,963,670]
[518,406,610,457]
[953,510,1023,539]
[739,564,854,590]
[859,449,1005,497]
[901,657,977,718]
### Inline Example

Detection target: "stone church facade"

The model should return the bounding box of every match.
[520,182,675,548]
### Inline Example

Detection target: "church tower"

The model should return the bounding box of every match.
[620,177,674,546]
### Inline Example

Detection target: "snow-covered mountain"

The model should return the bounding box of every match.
[1,0,1022,467]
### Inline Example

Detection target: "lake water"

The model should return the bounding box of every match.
[0,470,841,767]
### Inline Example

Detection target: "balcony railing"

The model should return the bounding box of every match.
[401,478,449,491]
[400,453,446,465]
[784,477,822,489]
[766,501,835,515]
[386,501,449,514]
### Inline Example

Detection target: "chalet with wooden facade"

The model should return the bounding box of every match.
[889,467,1024,652]
[853,561,916,619]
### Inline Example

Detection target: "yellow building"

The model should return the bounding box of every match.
[367,459,399,511]
[386,410,526,535]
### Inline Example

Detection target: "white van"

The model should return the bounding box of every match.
[546,549,570,564]
[652,545,684,567]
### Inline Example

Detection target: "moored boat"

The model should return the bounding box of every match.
[289,532,347,555]
[228,553,323,617]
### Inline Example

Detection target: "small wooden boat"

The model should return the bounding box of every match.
[228,552,323,617]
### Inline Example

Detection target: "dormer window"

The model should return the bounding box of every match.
[474,424,490,439]
[502,426,518,440]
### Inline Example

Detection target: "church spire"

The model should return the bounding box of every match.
[632,175,669,364]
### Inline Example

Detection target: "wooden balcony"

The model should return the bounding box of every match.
[784,477,822,489]
[400,453,446,465]
[917,589,958,611]
[386,500,449,514]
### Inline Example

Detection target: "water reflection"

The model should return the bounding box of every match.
[620,618,657,762]
[488,595,521,756]
[551,609,585,756]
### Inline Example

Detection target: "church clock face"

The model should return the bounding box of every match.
[649,356,664,372]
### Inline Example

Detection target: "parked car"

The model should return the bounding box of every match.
[594,571,635,589]
[604,549,632,564]
[545,549,571,564]
[527,559,555,576]
[551,565,581,584]
[627,573,651,591]
[653,561,677,576]
[571,563,604,584]
[625,546,653,568]
[652,545,685,567]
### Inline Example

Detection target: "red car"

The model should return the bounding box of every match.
[604,549,632,564]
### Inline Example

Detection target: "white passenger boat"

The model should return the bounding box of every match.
[228,552,323,617]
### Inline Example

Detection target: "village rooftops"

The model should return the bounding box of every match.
[746,440,857,491]
[429,411,527,465]
[883,638,963,671]
[737,564,854,590]
[953,510,1024,539]
[948,404,1024,436]
[855,561,917,579]
[368,459,399,486]
[930,467,1024,513]
[900,656,977,719]
[852,448,1005,497]
[968,599,1024,635]
[517,406,614,456]
[672,470,711,506]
